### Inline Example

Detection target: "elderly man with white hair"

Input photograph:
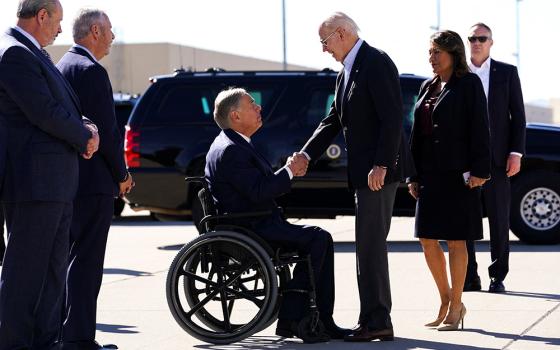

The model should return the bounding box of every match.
[298,12,413,342]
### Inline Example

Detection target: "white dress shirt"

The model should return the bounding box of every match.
[74,44,98,63]
[342,38,364,94]
[13,26,40,49]
[468,56,491,99]
[234,130,293,179]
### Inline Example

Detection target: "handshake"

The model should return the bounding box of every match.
[286,152,309,177]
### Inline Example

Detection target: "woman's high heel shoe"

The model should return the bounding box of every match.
[437,303,467,331]
[425,302,449,327]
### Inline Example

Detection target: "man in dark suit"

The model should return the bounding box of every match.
[56,9,133,350]
[464,23,526,293]
[0,1,100,349]
[297,12,411,342]
[206,87,349,343]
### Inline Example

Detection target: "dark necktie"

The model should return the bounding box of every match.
[40,48,53,64]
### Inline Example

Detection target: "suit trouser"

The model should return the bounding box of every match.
[255,215,335,322]
[466,167,510,282]
[355,182,398,330]
[0,201,72,350]
[62,195,113,342]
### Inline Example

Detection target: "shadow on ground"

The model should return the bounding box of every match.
[96,323,139,334]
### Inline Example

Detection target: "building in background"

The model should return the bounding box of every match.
[47,43,312,95]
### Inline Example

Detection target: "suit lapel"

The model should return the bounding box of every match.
[340,41,367,117]
[488,59,498,116]
[8,29,83,116]
[224,129,272,174]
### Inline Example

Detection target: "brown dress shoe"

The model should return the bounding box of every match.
[344,325,394,342]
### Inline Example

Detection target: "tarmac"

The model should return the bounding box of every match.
[4,210,560,349]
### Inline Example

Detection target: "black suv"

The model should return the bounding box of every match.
[125,69,560,245]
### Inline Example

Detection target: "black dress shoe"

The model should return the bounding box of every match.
[488,279,506,293]
[344,325,394,342]
[321,318,352,339]
[276,319,330,343]
[463,275,482,292]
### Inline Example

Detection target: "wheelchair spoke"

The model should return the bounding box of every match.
[225,287,265,307]
[184,271,220,288]
[219,289,232,332]
[185,288,221,319]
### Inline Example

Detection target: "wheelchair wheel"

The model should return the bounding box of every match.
[256,265,291,332]
[166,231,278,344]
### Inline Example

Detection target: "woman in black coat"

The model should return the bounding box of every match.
[408,30,490,331]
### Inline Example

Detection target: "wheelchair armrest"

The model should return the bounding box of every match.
[199,210,272,228]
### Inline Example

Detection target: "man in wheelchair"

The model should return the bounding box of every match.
[204,88,350,342]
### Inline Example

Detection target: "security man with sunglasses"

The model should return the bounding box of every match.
[464,23,526,293]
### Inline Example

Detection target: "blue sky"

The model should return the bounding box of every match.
[1,0,558,102]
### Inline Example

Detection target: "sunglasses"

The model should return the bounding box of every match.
[468,36,490,43]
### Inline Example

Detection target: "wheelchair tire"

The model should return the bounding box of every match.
[297,313,327,343]
[256,265,291,333]
[166,231,278,344]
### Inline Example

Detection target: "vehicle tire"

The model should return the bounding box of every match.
[510,170,560,244]
[113,198,125,217]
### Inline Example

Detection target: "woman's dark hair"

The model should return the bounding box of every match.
[430,30,469,77]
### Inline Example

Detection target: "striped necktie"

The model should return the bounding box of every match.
[40,48,53,64]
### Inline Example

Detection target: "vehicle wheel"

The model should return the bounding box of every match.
[113,198,125,217]
[166,231,278,344]
[510,171,560,244]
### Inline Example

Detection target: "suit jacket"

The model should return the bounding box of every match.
[0,28,92,203]
[205,129,291,224]
[487,59,526,167]
[301,41,413,189]
[410,73,491,179]
[57,46,127,197]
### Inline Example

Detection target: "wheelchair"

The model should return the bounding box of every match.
[165,177,326,344]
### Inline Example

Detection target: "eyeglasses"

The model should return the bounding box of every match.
[320,28,339,47]
[468,36,490,43]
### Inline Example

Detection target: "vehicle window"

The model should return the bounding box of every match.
[303,89,335,127]
[154,86,216,124]
[401,86,419,136]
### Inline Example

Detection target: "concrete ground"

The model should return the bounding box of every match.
[4,209,560,349]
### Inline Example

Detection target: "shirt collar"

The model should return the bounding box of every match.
[73,44,98,63]
[343,38,364,69]
[234,130,251,144]
[13,26,41,49]
[469,56,491,71]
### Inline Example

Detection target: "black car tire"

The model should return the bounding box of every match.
[510,170,560,244]
[113,198,125,217]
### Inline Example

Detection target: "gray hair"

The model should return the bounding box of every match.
[322,12,360,36]
[17,0,58,18]
[73,8,108,42]
[213,87,247,130]
[470,22,493,37]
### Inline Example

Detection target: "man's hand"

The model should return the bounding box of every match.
[287,152,309,177]
[119,172,135,197]
[506,154,522,177]
[467,175,487,189]
[368,165,386,191]
[82,131,99,159]
[408,182,419,200]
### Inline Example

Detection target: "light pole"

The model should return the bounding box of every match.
[282,0,287,70]
[430,0,441,31]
